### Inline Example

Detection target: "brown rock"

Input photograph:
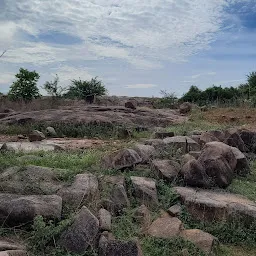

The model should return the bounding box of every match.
[154,131,174,139]
[147,216,183,238]
[180,229,217,255]
[224,129,246,152]
[28,130,45,142]
[199,132,220,146]
[134,205,151,229]
[151,159,180,182]
[167,204,182,217]
[179,102,192,114]
[125,101,137,110]
[99,208,112,231]
[0,240,24,251]
[0,250,27,256]
[133,144,156,163]
[230,146,250,176]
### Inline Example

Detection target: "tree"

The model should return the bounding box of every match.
[64,77,107,102]
[247,72,256,98]
[8,68,40,102]
[43,75,65,98]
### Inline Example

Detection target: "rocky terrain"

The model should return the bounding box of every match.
[0,103,255,256]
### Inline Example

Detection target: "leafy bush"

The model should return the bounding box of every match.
[64,77,107,102]
[43,75,65,98]
[8,68,40,102]
[153,90,177,108]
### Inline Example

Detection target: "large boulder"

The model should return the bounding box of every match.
[133,144,156,164]
[125,101,137,110]
[197,142,237,188]
[181,159,211,188]
[239,129,256,152]
[28,130,45,142]
[102,149,142,170]
[59,206,99,253]
[99,240,142,256]
[130,177,159,208]
[179,102,192,114]
[151,159,180,182]
[199,132,220,146]
[164,136,200,153]
[230,146,250,176]
[180,229,217,255]
[174,186,256,224]
[224,129,246,152]
[0,194,62,226]
[0,166,63,195]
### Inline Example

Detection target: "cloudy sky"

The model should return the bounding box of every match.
[0,0,256,97]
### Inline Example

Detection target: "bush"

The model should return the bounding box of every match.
[43,75,65,98]
[64,77,107,102]
[8,68,40,102]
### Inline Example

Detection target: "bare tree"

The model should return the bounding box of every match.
[0,50,7,58]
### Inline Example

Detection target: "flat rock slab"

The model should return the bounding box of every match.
[0,194,62,226]
[0,250,27,256]
[174,187,256,224]
[0,240,25,251]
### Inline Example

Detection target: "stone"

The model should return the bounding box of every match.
[143,139,165,148]
[134,205,151,229]
[0,240,24,251]
[147,215,183,238]
[130,176,159,208]
[179,102,192,114]
[181,159,211,188]
[58,173,98,208]
[224,129,246,152]
[181,154,195,165]
[190,135,200,144]
[154,131,174,139]
[0,250,27,256]
[0,165,63,195]
[167,204,182,217]
[197,142,237,188]
[230,146,250,176]
[180,229,217,255]
[207,130,226,142]
[99,240,142,256]
[45,126,57,137]
[239,129,256,152]
[163,136,200,153]
[99,208,111,231]
[100,175,125,187]
[151,159,180,182]
[133,144,156,163]
[102,149,142,170]
[59,206,99,253]
[28,130,45,142]
[199,132,220,146]
[125,101,137,110]
[0,194,62,226]
[174,186,256,224]
[189,151,201,159]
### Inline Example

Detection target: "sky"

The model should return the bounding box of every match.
[0,0,256,97]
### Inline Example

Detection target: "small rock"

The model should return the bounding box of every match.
[130,176,159,208]
[151,159,180,182]
[99,208,112,231]
[134,205,151,229]
[125,101,137,110]
[17,135,27,140]
[224,129,246,152]
[147,216,183,238]
[0,250,28,256]
[230,146,250,176]
[143,139,165,148]
[167,204,182,217]
[45,126,57,137]
[179,102,192,114]
[180,229,217,255]
[0,240,24,251]
[199,132,219,146]
[189,151,201,159]
[102,149,142,170]
[59,206,99,254]
[28,130,45,142]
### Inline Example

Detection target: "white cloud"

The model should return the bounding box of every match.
[125,84,158,89]
[207,72,217,75]
[191,74,201,79]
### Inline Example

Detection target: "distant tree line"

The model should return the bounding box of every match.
[180,72,256,106]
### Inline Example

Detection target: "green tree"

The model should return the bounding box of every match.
[8,68,40,102]
[247,72,256,98]
[64,77,107,102]
[43,74,65,98]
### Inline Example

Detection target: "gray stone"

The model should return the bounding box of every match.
[58,173,99,208]
[179,102,192,114]
[163,136,200,153]
[167,204,182,217]
[0,240,24,251]
[46,126,57,137]
[59,206,99,254]
[134,204,151,229]
[99,208,111,231]
[0,250,28,256]
[224,129,246,152]
[154,131,174,139]
[28,130,45,142]
[151,159,180,182]
[189,151,201,159]
[99,240,142,256]
[133,144,156,163]
[0,194,62,226]
[130,176,159,208]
